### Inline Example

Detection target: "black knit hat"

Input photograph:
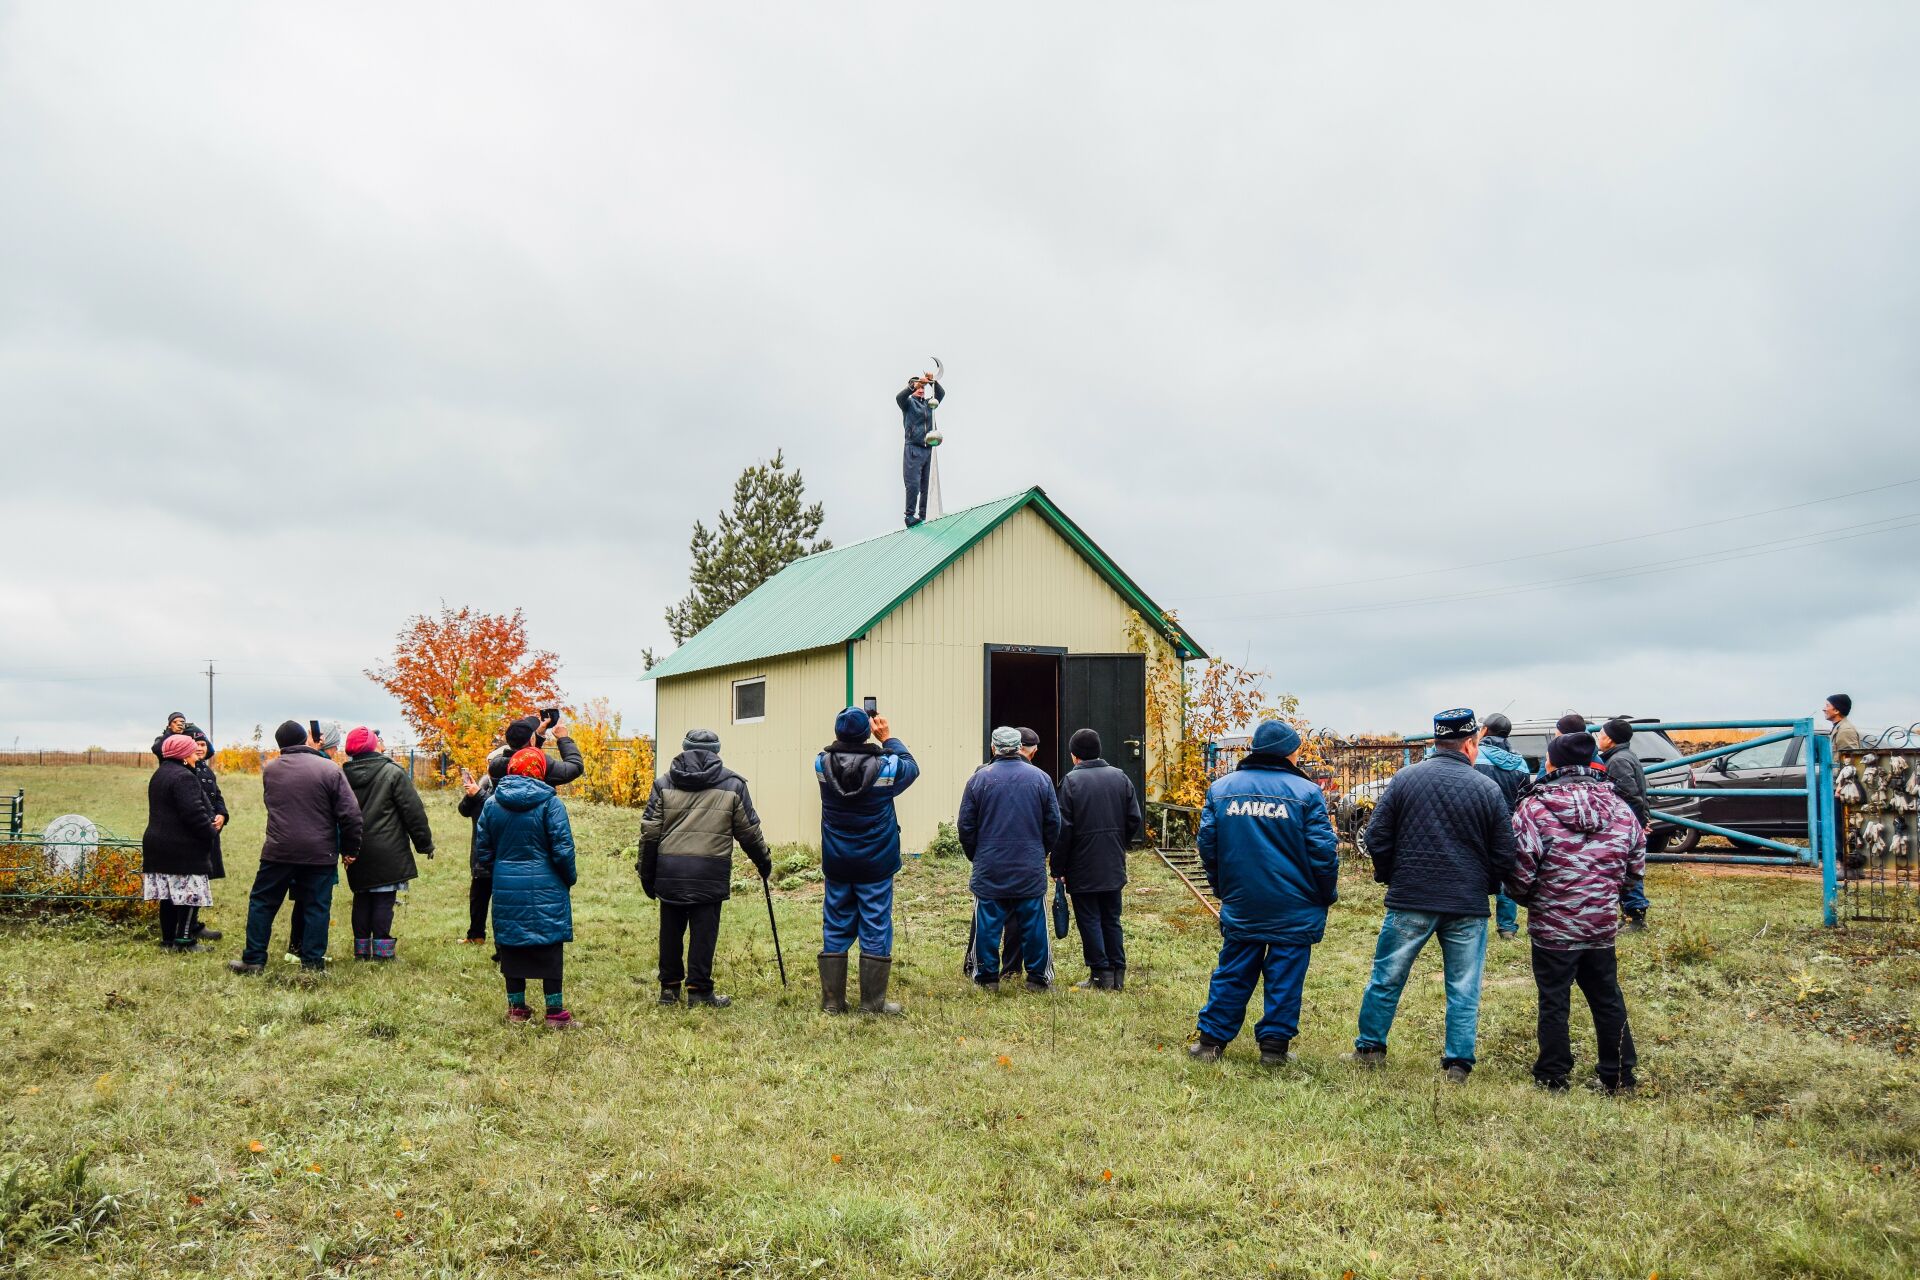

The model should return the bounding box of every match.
[1017,727,1040,749]
[1069,728,1101,760]
[1827,693,1852,717]
[1555,713,1588,735]
[1548,731,1598,769]
[1602,717,1634,744]
[504,716,539,751]
[273,720,307,749]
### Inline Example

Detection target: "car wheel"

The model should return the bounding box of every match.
[1658,827,1700,855]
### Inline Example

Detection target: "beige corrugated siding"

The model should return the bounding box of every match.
[653,646,844,846]
[856,505,1143,848]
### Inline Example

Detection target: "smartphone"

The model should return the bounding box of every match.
[309,719,322,743]
[540,707,560,728]
[862,697,878,716]
[459,766,475,785]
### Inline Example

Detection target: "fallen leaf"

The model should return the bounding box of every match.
[1101,1169,1113,1183]
[187,1194,205,1206]
[996,1055,1012,1067]
[394,1210,405,1220]
[23,1086,39,1096]
[248,1141,265,1153]
[308,1163,323,1174]
[830,1154,843,1164]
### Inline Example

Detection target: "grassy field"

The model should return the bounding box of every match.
[0,764,1916,1279]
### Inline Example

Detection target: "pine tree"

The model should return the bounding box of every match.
[646,452,830,667]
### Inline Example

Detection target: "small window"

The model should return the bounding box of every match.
[1724,738,1793,771]
[732,677,767,724]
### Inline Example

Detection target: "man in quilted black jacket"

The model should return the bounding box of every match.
[1351,708,1517,1082]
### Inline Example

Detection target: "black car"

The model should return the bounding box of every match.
[1680,730,1823,847]
[1502,718,1705,854]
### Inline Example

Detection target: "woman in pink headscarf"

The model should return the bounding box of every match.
[141,733,219,951]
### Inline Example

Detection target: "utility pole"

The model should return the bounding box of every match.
[205,659,217,743]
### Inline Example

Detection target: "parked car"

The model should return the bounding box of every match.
[1680,729,1822,847]
[1502,717,1705,854]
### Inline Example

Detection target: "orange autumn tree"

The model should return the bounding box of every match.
[365,606,561,774]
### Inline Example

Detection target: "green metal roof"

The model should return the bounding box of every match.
[645,487,1205,682]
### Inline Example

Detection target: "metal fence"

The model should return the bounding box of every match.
[1836,739,1920,924]
[0,792,144,906]
[0,750,153,767]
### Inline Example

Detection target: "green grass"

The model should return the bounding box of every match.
[1,764,1916,1278]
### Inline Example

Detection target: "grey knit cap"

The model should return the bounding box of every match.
[991,726,1022,757]
[683,728,721,754]
[318,719,345,752]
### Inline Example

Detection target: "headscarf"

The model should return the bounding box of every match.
[507,747,549,779]
[160,734,198,762]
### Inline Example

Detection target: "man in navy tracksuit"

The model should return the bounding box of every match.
[1188,720,1340,1065]
[816,707,920,1015]
[896,372,944,527]
[959,726,1063,993]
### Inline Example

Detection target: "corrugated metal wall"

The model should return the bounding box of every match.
[857,505,1145,849]
[653,646,844,845]
[654,505,1178,849]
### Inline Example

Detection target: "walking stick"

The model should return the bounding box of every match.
[762,875,788,986]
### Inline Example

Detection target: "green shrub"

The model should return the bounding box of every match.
[925,821,964,859]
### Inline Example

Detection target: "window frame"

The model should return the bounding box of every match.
[731,676,768,725]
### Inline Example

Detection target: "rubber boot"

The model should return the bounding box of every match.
[858,954,903,1016]
[818,953,849,1014]
[353,938,372,961]
[1073,970,1110,991]
[371,938,396,961]
[1110,965,1126,992]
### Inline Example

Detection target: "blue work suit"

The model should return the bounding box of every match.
[1193,752,1339,1048]
[816,737,920,958]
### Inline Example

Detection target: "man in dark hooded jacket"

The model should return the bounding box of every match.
[639,729,773,1007]
[959,727,1062,993]
[1052,728,1143,991]
[816,708,920,1015]
[1188,720,1339,1065]
[486,714,584,787]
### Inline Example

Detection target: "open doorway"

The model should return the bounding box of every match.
[984,646,1063,782]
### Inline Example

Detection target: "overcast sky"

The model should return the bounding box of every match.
[3,2,1918,753]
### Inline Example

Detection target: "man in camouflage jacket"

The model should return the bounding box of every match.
[1507,730,1646,1094]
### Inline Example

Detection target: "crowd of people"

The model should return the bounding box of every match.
[136,694,1859,1088]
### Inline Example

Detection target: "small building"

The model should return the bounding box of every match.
[646,487,1205,849]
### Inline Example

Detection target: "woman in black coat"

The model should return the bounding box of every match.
[142,734,218,951]
[185,732,228,940]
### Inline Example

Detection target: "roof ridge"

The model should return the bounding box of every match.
[798,488,1036,562]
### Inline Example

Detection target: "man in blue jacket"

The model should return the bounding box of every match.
[1353,708,1517,1083]
[1187,720,1339,1065]
[816,707,920,1015]
[1474,713,1531,940]
[896,371,944,527]
[958,726,1063,993]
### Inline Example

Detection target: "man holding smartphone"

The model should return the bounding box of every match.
[485,711,584,787]
[816,707,919,1014]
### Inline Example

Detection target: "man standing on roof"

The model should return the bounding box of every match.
[897,370,945,528]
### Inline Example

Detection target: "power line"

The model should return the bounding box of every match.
[1183,474,1920,602]
[1194,510,1920,623]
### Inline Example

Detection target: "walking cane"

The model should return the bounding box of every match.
[762,875,788,986]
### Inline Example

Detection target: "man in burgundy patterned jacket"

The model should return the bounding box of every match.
[1507,730,1646,1095]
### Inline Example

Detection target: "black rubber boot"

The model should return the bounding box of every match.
[658,983,681,1005]
[1258,1038,1292,1067]
[818,953,849,1014]
[686,990,732,1008]
[858,955,904,1016]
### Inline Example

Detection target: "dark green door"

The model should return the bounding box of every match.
[1062,654,1148,800]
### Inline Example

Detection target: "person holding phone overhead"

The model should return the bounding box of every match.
[475,747,579,1030]
[485,712,584,786]
[456,761,498,944]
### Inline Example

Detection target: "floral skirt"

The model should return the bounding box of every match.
[142,874,212,906]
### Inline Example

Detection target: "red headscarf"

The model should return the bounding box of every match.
[161,734,198,762]
[507,747,548,779]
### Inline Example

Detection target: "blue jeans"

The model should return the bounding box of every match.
[971,896,1051,983]
[242,863,336,967]
[1619,877,1648,914]
[1196,939,1312,1046]
[1354,909,1488,1068]
[1495,893,1519,934]
[822,878,893,958]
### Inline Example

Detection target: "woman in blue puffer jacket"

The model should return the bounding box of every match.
[474,747,579,1030]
